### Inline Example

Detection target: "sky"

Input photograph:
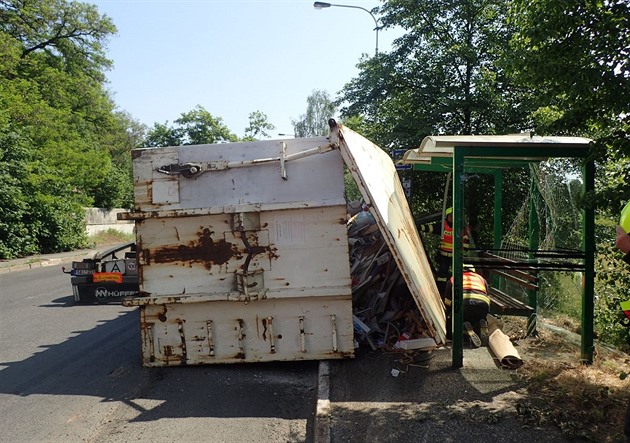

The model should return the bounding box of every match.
[85,0,403,138]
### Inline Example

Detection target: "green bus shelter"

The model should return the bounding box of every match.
[401,134,594,368]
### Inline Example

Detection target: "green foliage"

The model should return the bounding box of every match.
[292,90,337,137]
[594,219,630,350]
[0,130,38,258]
[0,0,137,257]
[143,105,238,147]
[0,0,116,78]
[343,167,361,203]
[175,105,238,144]
[143,122,182,147]
[243,110,275,141]
[339,0,534,149]
[92,163,134,209]
[507,0,630,133]
[537,272,582,318]
[507,0,630,212]
[27,192,88,253]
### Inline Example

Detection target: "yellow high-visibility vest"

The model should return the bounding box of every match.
[450,272,490,305]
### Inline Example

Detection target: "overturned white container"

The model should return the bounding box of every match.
[121,122,445,366]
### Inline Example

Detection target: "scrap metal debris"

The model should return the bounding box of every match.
[347,202,437,360]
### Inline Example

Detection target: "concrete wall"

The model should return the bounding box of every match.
[84,208,135,236]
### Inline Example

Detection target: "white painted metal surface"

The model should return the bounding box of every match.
[402,134,593,163]
[124,137,354,365]
[139,297,353,365]
[334,125,447,344]
[133,206,351,300]
[123,126,448,365]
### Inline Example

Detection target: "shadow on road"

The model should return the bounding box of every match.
[325,347,571,442]
[0,308,319,424]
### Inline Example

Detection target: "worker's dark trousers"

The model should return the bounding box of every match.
[463,301,490,331]
[444,300,489,340]
[435,252,451,295]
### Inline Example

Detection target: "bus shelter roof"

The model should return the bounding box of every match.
[402,134,593,168]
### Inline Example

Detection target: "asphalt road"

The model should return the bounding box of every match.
[0,265,319,443]
[0,250,584,443]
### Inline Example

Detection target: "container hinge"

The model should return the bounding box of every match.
[331,314,338,352]
[206,320,215,357]
[236,319,245,359]
[299,316,306,353]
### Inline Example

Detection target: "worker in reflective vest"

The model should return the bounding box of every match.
[443,265,490,348]
[614,201,630,440]
[418,207,470,294]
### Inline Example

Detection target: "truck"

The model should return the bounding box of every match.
[62,242,139,303]
[119,120,445,366]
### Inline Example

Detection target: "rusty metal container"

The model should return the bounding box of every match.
[121,122,447,366]
[121,134,355,366]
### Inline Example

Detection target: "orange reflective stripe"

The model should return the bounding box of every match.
[440,224,470,251]
[450,273,489,305]
[440,224,453,252]
[462,273,487,293]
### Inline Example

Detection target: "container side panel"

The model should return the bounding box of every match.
[139,297,354,366]
[131,138,345,212]
[136,206,351,299]
[129,138,354,366]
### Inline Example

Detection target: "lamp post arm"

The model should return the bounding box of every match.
[328,3,381,55]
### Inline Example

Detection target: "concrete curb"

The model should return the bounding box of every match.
[0,252,92,275]
[314,361,331,443]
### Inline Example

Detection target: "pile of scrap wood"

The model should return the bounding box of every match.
[347,204,437,353]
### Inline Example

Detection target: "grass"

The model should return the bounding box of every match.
[87,229,135,248]
[502,316,630,442]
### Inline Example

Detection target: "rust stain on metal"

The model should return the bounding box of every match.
[262,317,268,341]
[152,227,236,270]
[163,345,174,357]
[268,245,279,261]
[158,305,168,322]
[177,319,187,365]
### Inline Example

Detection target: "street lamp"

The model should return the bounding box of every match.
[313,2,381,56]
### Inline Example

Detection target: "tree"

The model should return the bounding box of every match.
[0,129,38,258]
[508,0,630,133]
[0,0,116,79]
[143,106,239,147]
[337,0,534,237]
[292,90,337,137]
[507,0,630,211]
[143,122,182,148]
[175,105,238,145]
[0,0,134,257]
[243,110,275,141]
[339,0,535,149]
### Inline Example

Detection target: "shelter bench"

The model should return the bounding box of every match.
[477,252,539,317]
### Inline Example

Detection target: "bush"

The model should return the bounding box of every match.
[27,194,89,254]
[594,241,630,351]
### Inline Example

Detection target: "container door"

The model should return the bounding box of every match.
[334,124,447,344]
